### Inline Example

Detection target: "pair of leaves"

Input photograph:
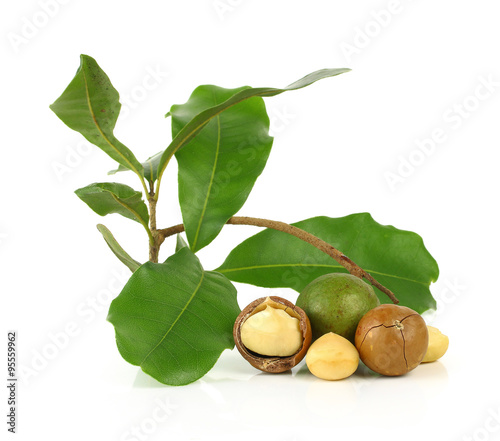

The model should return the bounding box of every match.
[75,183,148,271]
[51,55,151,268]
[217,213,439,313]
[107,247,240,386]
[167,70,350,253]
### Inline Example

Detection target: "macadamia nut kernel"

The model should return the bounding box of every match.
[422,325,449,363]
[241,305,302,356]
[306,332,359,380]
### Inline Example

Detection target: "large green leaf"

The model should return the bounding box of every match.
[170,85,273,252]
[50,55,144,176]
[216,213,439,313]
[75,183,149,227]
[96,224,141,272]
[156,68,350,186]
[107,247,240,386]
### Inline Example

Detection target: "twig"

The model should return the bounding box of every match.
[157,216,399,303]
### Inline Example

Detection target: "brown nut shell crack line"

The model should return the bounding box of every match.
[357,313,418,348]
[354,305,428,376]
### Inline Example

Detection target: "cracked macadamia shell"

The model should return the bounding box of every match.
[354,304,428,376]
[233,296,312,373]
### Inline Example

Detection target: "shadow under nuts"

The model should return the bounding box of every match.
[233,296,312,373]
[354,304,428,376]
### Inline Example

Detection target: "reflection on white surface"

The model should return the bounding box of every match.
[126,349,451,439]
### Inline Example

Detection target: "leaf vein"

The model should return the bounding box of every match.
[140,270,206,365]
[219,263,430,286]
[190,91,222,251]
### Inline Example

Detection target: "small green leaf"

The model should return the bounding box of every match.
[75,183,149,226]
[107,247,240,386]
[216,213,439,313]
[109,151,162,184]
[96,224,141,272]
[156,68,350,186]
[170,85,273,252]
[175,234,188,252]
[50,55,144,176]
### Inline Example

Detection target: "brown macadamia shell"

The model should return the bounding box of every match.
[354,304,428,376]
[234,296,312,373]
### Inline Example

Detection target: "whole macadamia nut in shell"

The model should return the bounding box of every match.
[354,304,428,376]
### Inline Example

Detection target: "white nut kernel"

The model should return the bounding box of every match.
[240,305,302,356]
[306,332,359,380]
[422,325,449,363]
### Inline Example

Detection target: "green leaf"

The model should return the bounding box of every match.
[216,213,439,313]
[107,247,240,386]
[175,234,188,252]
[75,183,149,227]
[96,224,141,272]
[50,54,144,176]
[170,85,273,252]
[109,151,162,184]
[156,68,350,186]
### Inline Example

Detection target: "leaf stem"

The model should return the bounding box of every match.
[157,216,399,304]
[108,190,154,246]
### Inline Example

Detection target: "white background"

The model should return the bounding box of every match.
[2,1,500,440]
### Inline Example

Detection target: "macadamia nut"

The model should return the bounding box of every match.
[306,332,359,380]
[422,325,449,363]
[241,305,302,356]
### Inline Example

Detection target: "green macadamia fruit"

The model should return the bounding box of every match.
[296,273,380,342]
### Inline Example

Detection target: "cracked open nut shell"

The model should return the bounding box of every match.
[233,296,312,373]
[354,304,428,376]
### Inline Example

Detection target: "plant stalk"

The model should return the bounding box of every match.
[157,216,399,304]
[148,196,160,263]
